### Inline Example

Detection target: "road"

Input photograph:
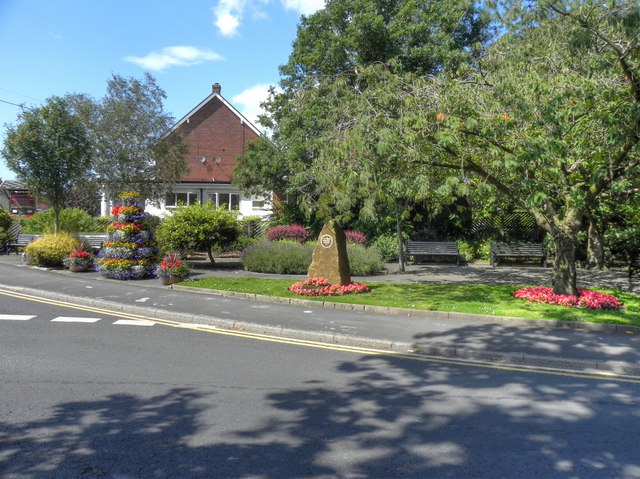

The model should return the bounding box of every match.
[2,292,640,479]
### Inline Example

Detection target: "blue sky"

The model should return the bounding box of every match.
[0,0,324,180]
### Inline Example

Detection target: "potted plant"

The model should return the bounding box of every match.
[63,250,93,272]
[156,252,190,285]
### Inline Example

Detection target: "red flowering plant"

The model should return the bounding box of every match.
[63,250,93,270]
[289,277,371,297]
[111,205,145,222]
[155,252,190,281]
[63,239,94,270]
[513,286,622,310]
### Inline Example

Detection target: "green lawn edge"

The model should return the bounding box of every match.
[183,277,640,327]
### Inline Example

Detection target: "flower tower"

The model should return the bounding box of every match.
[97,191,158,280]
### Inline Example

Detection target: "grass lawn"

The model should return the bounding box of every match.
[183,277,640,327]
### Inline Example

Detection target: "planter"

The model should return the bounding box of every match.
[69,265,89,272]
[161,277,182,285]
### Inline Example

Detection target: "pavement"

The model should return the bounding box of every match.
[2,252,640,377]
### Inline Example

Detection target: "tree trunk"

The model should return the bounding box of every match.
[207,248,216,265]
[53,207,61,234]
[397,215,405,273]
[552,234,578,296]
[586,219,605,269]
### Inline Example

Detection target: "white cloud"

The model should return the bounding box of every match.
[280,0,325,15]
[213,0,247,37]
[125,46,224,72]
[232,83,275,129]
[212,0,324,36]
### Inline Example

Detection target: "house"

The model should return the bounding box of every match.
[100,83,272,218]
[0,179,37,216]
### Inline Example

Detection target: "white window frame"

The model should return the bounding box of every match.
[207,192,240,211]
[165,191,200,208]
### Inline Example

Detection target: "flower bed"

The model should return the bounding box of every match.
[513,286,621,310]
[289,277,370,297]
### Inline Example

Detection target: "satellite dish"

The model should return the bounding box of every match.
[196,156,206,163]
[214,156,221,164]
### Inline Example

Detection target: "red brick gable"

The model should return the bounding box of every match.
[170,88,261,184]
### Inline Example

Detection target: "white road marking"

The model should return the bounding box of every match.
[113,319,154,326]
[0,314,35,320]
[51,316,101,323]
[135,297,150,303]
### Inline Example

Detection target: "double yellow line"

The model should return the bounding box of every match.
[2,288,640,384]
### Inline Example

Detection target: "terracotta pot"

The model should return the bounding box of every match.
[69,265,88,272]
[161,277,182,285]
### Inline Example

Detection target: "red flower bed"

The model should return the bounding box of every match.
[289,277,370,296]
[513,286,621,310]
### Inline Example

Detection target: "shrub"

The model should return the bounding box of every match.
[458,239,492,263]
[0,209,12,231]
[265,224,311,243]
[25,233,79,267]
[242,240,313,274]
[345,230,367,245]
[155,202,240,264]
[372,233,400,262]
[21,208,102,234]
[241,240,383,276]
[347,243,384,276]
[0,209,12,248]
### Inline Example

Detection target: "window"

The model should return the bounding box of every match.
[207,192,240,210]
[165,192,199,208]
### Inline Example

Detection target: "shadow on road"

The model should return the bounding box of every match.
[2,355,640,478]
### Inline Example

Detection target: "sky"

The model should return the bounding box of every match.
[0,0,325,181]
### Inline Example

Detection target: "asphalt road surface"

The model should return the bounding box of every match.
[2,293,640,479]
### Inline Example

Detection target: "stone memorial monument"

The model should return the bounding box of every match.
[307,219,351,286]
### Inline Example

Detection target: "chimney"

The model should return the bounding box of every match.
[212,83,221,94]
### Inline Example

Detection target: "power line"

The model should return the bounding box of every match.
[0,87,41,103]
[0,98,27,109]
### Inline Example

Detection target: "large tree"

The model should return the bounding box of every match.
[2,96,91,232]
[91,73,188,200]
[280,0,640,295]
[234,0,491,212]
[442,0,640,295]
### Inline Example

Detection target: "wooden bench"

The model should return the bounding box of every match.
[78,234,107,252]
[490,242,546,267]
[406,241,460,266]
[5,233,42,254]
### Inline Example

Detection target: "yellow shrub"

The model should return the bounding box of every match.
[25,233,80,267]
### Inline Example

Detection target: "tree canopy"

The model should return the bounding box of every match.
[2,96,91,232]
[155,202,240,265]
[441,0,640,294]
[234,0,492,213]
[238,0,640,295]
[90,73,189,200]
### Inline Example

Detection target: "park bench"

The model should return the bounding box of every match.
[78,234,107,252]
[4,233,107,255]
[5,233,42,254]
[490,242,546,267]
[406,241,460,266]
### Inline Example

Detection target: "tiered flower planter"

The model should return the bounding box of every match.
[97,192,158,280]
